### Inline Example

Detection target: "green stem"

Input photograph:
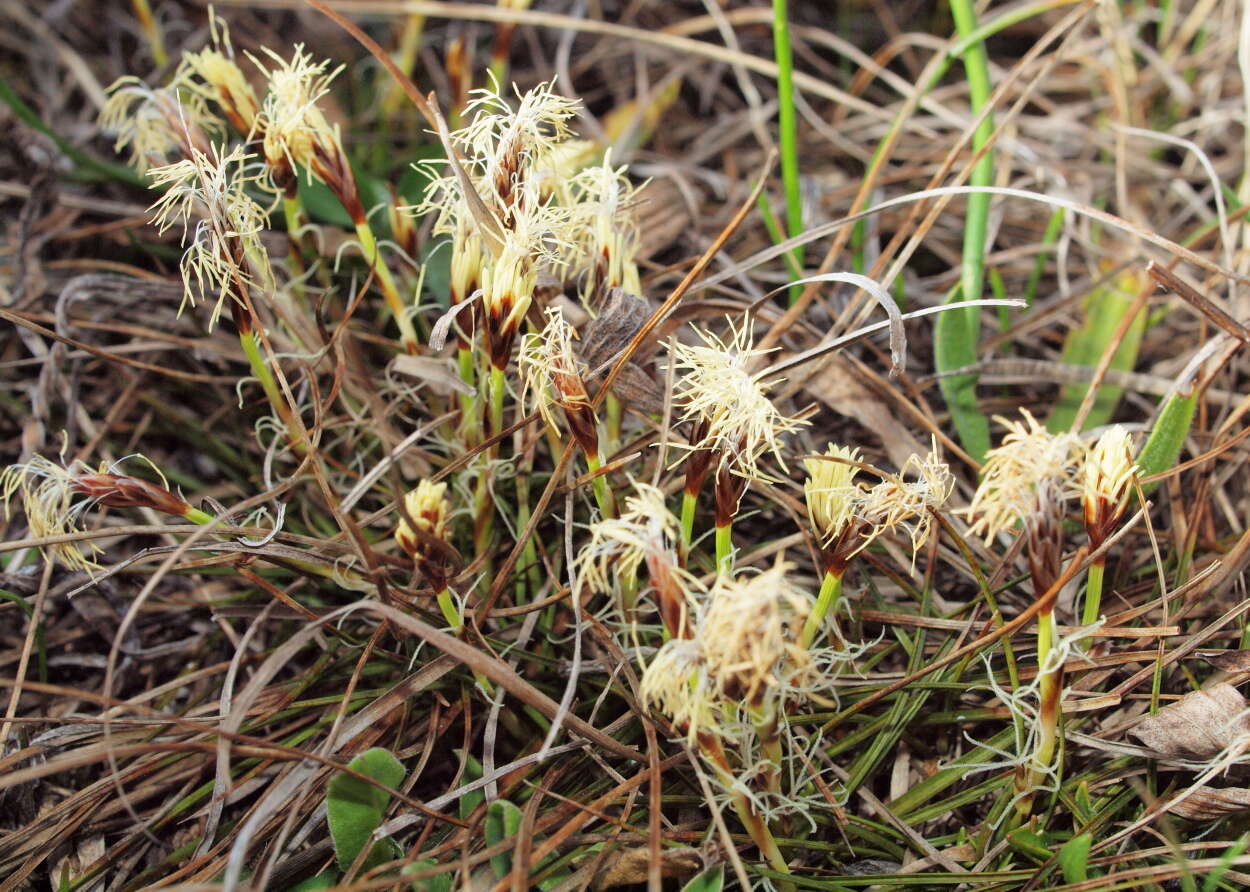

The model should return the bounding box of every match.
[1082,559,1106,626]
[238,329,303,451]
[1017,607,1062,819]
[436,587,462,632]
[751,704,784,805]
[679,490,698,561]
[714,522,733,574]
[584,452,616,519]
[771,0,804,304]
[184,507,215,525]
[457,346,479,445]
[488,365,506,444]
[355,220,420,353]
[800,569,843,649]
[937,0,997,463]
[604,392,622,457]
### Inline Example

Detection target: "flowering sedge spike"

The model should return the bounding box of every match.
[396,480,463,630]
[457,80,579,218]
[640,638,721,746]
[671,315,808,483]
[968,412,1084,821]
[701,562,813,709]
[861,445,954,563]
[578,481,697,633]
[177,24,260,136]
[568,152,644,304]
[420,82,580,370]
[671,316,807,568]
[1083,425,1137,549]
[256,45,420,353]
[1081,425,1137,625]
[147,144,273,330]
[254,45,345,200]
[99,78,218,172]
[803,444,865,572]
[519,308,599,457]
[395,480,454,587]
[1,456,209,571]
[966,409,1084,544]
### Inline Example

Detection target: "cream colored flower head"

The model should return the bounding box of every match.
[479,197,575,367]
[2,456,102,571]
[700,562,812,707]
[568,152,644,298]
[862,444,954,558]
[579,480,695,600]
[640,638,721,745]
[519,307,585,431]
[177,14,259,135]
[1083,425,1137,541]
[253,45,342,182]
[99,78,218,172]
[457,80,579,202]
[147,144,273,329]
[803,444,863,544]
[672,316,808,481]
[966,410,1084,543]
[395,479,451,558]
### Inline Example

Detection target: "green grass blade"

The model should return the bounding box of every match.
[772,0,805,303]
[1047,269,1147,432]
[937,0,997,463]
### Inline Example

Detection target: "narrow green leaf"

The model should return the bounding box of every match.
[485,799,524,879]
[1058,833,1092,884]
[939,0,996,464]
[681,864,725,892]
[935,287,990,464]
[1048,269,1147,432]
[1136,388,1198,492]
[1203,833,1250,892]
[327,747,406,872]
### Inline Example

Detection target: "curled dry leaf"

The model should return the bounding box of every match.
[1128,683,1250,760]
[590,845,703,890]
[1168,785,1250,821]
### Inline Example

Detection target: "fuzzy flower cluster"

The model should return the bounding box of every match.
[176,14,259,136]
[640,563,813,744]
[966,410,1084,543]
[967,412,1140,548]
[519,308,599,456]
[146,144,274,329]
[578,481,697,636]
[2,455,194,572]
[1082,425,1138,546]
[420,82,583,366]
[671,316,807,482]
[803,441,953,570]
